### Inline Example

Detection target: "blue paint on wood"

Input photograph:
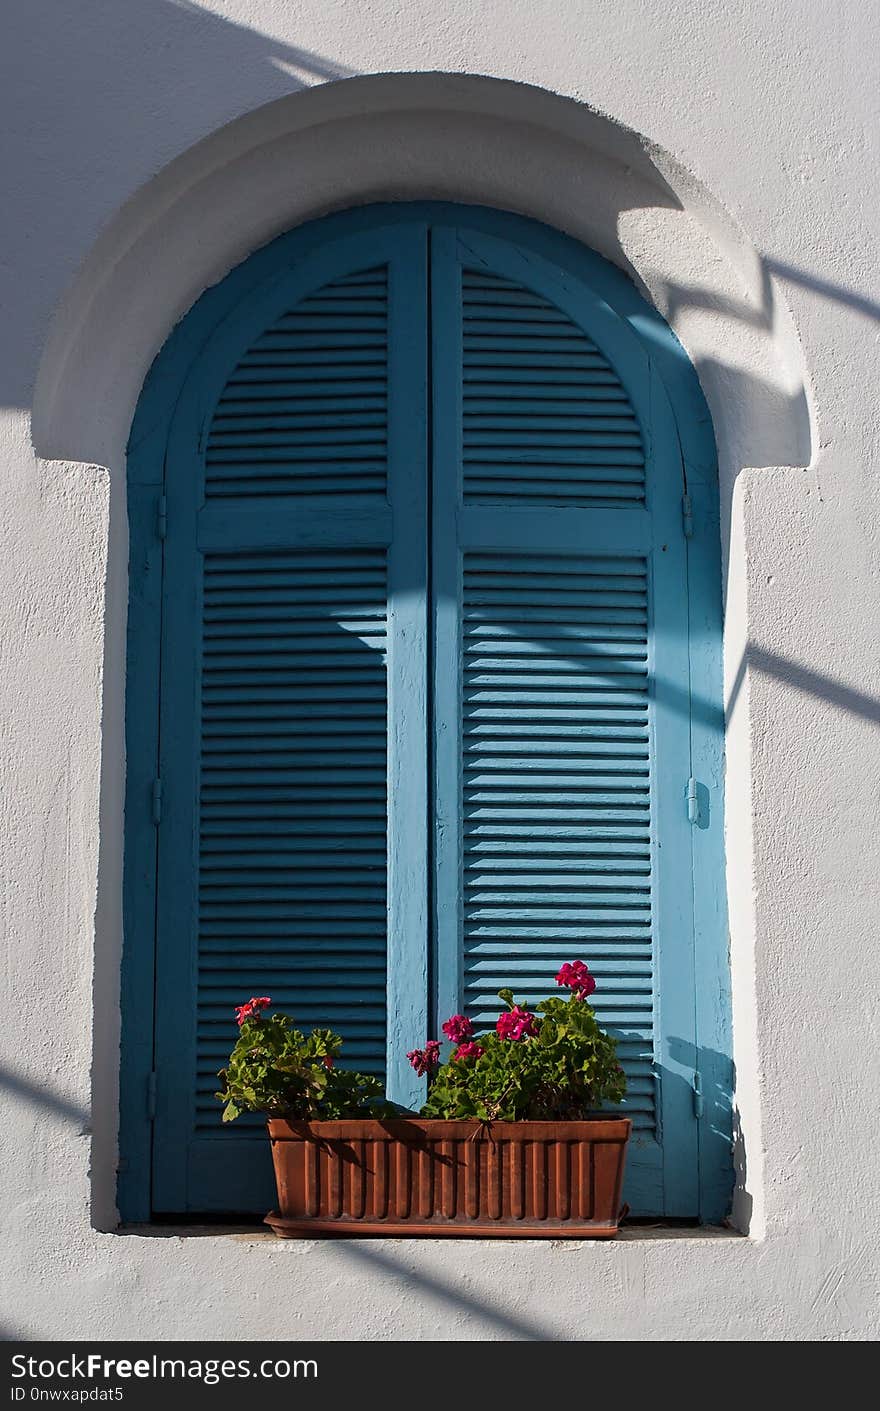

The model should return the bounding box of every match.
[120,203,731,1221]
[118,485,164,1222]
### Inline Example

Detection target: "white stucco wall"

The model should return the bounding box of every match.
[1,0,878,1341]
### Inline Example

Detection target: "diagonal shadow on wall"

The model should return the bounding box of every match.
[0,1062,90,1130]
[0,0,356,412]
[727,644,880,726]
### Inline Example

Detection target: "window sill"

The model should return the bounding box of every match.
[118,1220,744,1243]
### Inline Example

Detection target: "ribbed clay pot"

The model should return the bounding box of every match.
[264,1116,630,1238]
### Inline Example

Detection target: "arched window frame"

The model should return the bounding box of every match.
[120,204,731,1224]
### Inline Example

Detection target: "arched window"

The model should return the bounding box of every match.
[120,206,730,1221]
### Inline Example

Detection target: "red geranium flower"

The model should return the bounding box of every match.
[233,996,272,1027]
[496,1006,539,1041]
[442,1013,474,1045]
[555,960,597,1000]
[407,1040,441,1077]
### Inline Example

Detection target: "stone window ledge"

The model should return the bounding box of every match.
[118,1221,744,1243]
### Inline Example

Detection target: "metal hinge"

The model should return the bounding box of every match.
[692,1071,704,1120]
[146,1072,157,1121]
[686,776,700,825]
[151,777,162,826]
[681,492,694,538]
[156,493,167,540]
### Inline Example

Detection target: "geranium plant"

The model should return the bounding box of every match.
[216,997,391,1122]
[411,959,626,1121]
[222,965,632,1238]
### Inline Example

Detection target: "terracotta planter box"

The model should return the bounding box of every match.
[265,1116,631,1238]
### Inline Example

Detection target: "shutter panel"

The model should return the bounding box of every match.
[431,227,699,1216]
[459,552,655,1135]
[196,548,390,1117]
[152,228,428,1212]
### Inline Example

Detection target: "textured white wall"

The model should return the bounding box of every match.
[1,0,878,1341]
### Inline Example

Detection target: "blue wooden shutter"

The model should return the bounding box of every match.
[129,205,722,1222]
[151,228,428,1212]
[430,227,700,1215]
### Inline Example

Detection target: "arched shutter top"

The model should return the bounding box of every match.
[205,265,390,500]
[460,268,645,506]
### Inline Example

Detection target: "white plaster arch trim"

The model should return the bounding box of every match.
[35,73,796,1234]
[34,72,812,495]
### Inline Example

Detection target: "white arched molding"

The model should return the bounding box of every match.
[34,74,811,490]
[36,74,808,1233]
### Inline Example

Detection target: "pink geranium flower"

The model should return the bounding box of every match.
[555,960,597,1000]
[496,1005,539,1041]
[452,1041,484,1062]
[441,1013,474,1044]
